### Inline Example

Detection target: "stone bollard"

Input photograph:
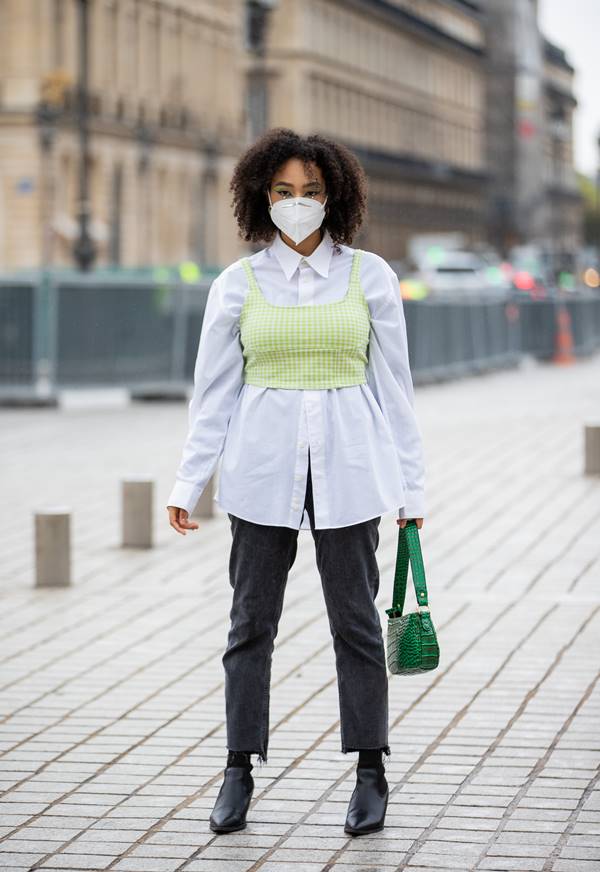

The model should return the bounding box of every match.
[122,477,153,548]
[192,473,214,519]
[35,507,71,588]
[584,422,600,475]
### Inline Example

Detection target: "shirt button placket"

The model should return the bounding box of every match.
[298,261,314,305]
[289,264,312,522]
[304,389,327,526]
[291,394,309,520]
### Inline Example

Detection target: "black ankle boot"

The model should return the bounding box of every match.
[209,752,255,834]
[344,750,389,836]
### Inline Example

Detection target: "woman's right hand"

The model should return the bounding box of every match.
[167,505,200,535]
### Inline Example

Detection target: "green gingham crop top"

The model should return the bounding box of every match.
[238,248,371,390]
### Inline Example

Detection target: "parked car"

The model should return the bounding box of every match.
[405,249,511,299]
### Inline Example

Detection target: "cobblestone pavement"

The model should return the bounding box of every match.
[1,351,599,872]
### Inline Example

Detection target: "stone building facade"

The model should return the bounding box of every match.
[247,0,488,260]
[483,0,582,261]
[0,0,245,270]
[0,0,581,270]
[542,39,582,263]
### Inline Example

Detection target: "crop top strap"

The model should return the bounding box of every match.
[349,249,363,292]
[241,257,260,297]
[348,249,368,307]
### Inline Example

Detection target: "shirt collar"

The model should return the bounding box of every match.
[269,228,334,280]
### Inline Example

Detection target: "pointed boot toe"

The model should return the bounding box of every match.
[209,766,254,833]
[344,766,389,836]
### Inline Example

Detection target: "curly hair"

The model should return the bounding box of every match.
[229,127,368,249]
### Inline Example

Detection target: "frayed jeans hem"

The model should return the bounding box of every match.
[342,744,391,758]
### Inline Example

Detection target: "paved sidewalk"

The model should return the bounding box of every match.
[1,351,599,872]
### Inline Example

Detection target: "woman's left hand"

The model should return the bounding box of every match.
[397,517,424,530]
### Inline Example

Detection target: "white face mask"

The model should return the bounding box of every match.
[267,190,328,245]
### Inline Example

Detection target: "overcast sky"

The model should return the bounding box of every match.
[538,0,600,177]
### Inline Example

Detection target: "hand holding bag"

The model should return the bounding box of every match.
[385,519,440,675]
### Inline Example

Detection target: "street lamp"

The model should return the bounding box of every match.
[73,0,96,271]
[36,98,61,270]
[135,120,153,264]
[36,70,71,269]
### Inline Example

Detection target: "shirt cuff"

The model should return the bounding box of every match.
[166,479,204,516]
[398,490,426,519]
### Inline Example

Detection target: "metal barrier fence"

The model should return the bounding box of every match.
[0,273,210,402]
[406,295,522,385]
[1,274,599,403]
[517,294,600,359]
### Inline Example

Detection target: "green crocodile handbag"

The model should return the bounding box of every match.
[385,519,440,675]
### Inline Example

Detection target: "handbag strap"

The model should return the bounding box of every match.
[389,519,429,614]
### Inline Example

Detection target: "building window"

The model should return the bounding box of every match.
[244,0,274,54]
[107,1,119,94]
[246,72,268,141]
[52,0,66,68]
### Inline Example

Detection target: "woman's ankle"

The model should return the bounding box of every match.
[227,750,254,769]
[357,748,385,770]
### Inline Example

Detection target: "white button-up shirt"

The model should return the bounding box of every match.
[167,228,426,530]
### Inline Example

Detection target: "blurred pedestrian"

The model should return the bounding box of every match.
[166,127,426,836]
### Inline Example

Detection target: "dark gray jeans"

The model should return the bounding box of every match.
[223,452,390,764]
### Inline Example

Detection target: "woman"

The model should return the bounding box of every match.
[166,127,425,837]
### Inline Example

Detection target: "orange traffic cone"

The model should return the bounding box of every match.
[552,302,576,364]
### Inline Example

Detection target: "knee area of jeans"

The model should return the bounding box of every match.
[330,612,385,640]
[227,612,280,637]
